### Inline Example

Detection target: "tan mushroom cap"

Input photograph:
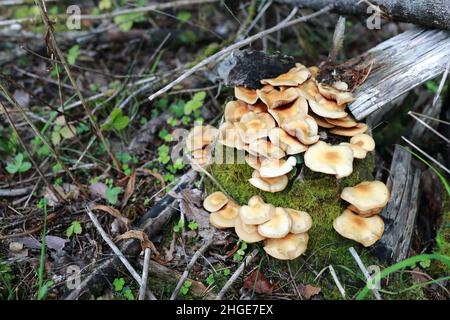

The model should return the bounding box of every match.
[340,181,390,215]
[282,115,320,145]
[237,112,276,143]
[309,113,335,128]
[258,207,292,238]
[350,133,375,152]
[326,115,358,128]
[235,86,258,104]
[234,216,266,243]
[190,148,213,171]
[285,208,312,234]
[317,82,355,106]
[333,209,384,247]
[248,140,285,159]
[256,87,299,109]
[224,100,250,122]
[263,233,309,260]
[247,101,268,114]
[304,141,354,178]
[239,195,274,225]
[340,142,367,159]
[308,66,320,78]
[268,96,308,126]
[332,81,349,91]
[209,202,240,229]
[259,156,296,178]
[186,125,219,151]
[269,127,308,155]
[248,170,288,193]
[309,94,348,119]
[297,79,320,100]
[218,121,246,150]
[259,84,274,93]
[261,66,310,87]
[330,123,368,137]
[245,154,263,170]
[203,191,229,212]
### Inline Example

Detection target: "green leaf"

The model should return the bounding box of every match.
[66,221,82,238]
[37,280,54,300]
[206,274,215,285]
[122,287,134,300]
[106,187,122,205]
[67,45,80,65]
[188,220,198,230]
[99,0,112,10]
[59,126,75,139]
[184,91,206,115]
[102,108,130,131]
[223,269,231,276]
[6,153,31,174]
[113,278,125,292]
[51,130,61,145]
[419,259,431,269]
[177,11,192,23]
[19,161,31,173]
[113,13,143,32]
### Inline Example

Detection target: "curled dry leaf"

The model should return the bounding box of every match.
[297,284,321,299]
[114,230,159,254]
[92,204,130,227]
[122,172,136,207]
[243,270,276,294]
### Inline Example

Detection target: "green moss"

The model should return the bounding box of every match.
[205,146,424,299]
[431,193,450,275]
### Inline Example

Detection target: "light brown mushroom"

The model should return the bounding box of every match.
[190,148,213,171]
[247,101,268,114]
[340,181,390,216]
[234,216,266,243]
[237,112,276,143]
[326,115,358,128]
[248,170,288,193]
[308,94,348,119]
[304,141,354,178]
[209,202,240,229]
[329,123,368,137]
[256,87,299,109]
[350,133,376,152]
[239,195,274,225]
[268,96,308,126]
[317,82,355,106]
[332,81,349,91]
[340,142,367,159]
[261,66,310,87]
[285,208,312,234]
[235,86,258,104]
[218,121,246,150]
[282,115,320,145]
[224,100,250,122]
[333,209,384,247]
[247,140,285,159]
[308,66,320,78]
[263,233,309,260]
[186,125,219,151]
[309,113,335,128]
[245,154,263,170]
[296,79,320,100]
[259,156,296,178]
[257,207,292,238]
[268,127,308,155]
[203,191,228,212]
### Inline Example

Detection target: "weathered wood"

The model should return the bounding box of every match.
[278,0,450,30]
[349,28,450,120]
[372,146,421,263]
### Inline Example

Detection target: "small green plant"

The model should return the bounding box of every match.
[180,280,192,296]
[66,221,82,238]
[206,274,215,286]
[113,12,144,32]
[102,108,130,131]
[177,11,192,23]
[157,144,171,164]
[51,116,76,145]
[184,91,206,115]
[188,220,199,231]
[173,215,185,233]
[99,0,112,10]
[6,153,31,174]
[0,261,14,300]
[67,45,80,65]
[223,268,231,277]
[158,129,173,142]
[105,186,123,205]
[113,277,135,300]
[233,241,248,262]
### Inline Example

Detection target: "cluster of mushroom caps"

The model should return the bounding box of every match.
[204,191,312,260]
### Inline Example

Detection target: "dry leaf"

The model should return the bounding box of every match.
[45,236,67,251]
[92,204,129,225]
[122,172,136,207]
[243,270,276,294]
[136,168,165,187]
[89,182,107,199]
[114,230,159,255]
[297,284,321,299]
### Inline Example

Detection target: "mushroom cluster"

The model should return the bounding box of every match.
[203,192,312,260]
[333,181,390,247]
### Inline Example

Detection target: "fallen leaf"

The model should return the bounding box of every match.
[243,270,276,294]
[179,189,213,239]
[297,284,321,299]
[122,172,136,207]
[45,236,67,251]
[89,182,108,199]
[13,90,30,108]
[9,241,24,252]
[114,230,159,255]
[92,204,129,226]
[16,237,41,249]
[411,267,429,285]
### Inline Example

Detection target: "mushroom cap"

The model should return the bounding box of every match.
[186,125,219,151]
[256,87,299,109]
[297,79,320,100]
[209,202,240,229]
[268,96,308,126]
[203,191,229,212]
[347,205,383,218]
[330,123,368,137]
[282,115,320,145]
[257,207,292,238]
[237,112,276,143]
[239,195,275,225]
[308,66,320,78]
[333,81,349,91]
[309,113,335,128]
[317,82,355,106]
[234,216,266,243]
[333,209,384,247]
[340,142,367,159]
[340,181,390,214]
[259,156,296,178]
[350,133,375,152]
[235,86,258,104]
[218,121,246,150]
[263,233,309,260]
[326,115,358,128]
[245,154,263,170]
[308,94,348,119]
[285,208,312,234]
[190,148,213,171]
[248,170,288,193]
[268,127,308,155]
[304,141,354,178]
[261,66,310,87]
[247,101,268,113]
[224,100,250,122]
[247,140,286,159]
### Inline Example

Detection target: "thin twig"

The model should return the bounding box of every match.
[138,248,151,300]
[348,247,382,300]
[408,112,450,144]
[216,249,258,300]
[148,5,333,101]
[328,265,346,298]
[170,237,214,300]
